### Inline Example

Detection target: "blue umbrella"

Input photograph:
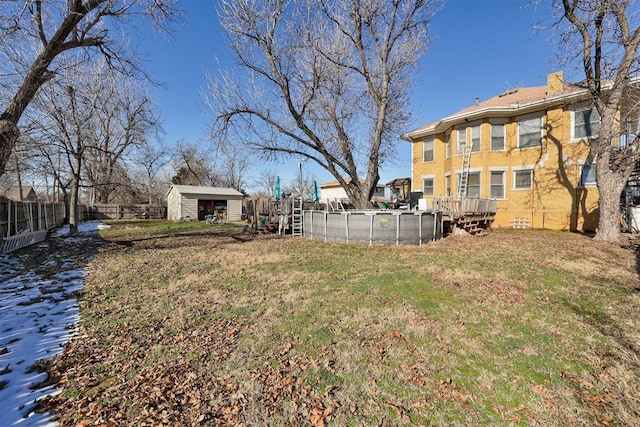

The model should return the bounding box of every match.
[313,180,319,202]
[275,176,281,201]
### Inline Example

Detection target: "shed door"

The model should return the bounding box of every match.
[198,199,228,220]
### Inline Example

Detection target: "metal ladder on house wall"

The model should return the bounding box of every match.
[457,143,473,199]
[292,197,303,236]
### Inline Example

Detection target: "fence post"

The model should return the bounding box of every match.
[5,199,9,238]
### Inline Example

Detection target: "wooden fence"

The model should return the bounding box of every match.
[86,204,166,220]
[0,198,66,253]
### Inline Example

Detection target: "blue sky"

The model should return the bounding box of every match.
[142,0,559,189]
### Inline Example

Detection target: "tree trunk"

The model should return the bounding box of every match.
[68,174,80,236]
[0,119,20,178]
[594,155,626,242]
[15,155,23,200]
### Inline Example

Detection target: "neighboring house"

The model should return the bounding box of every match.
[4,186,37,202]
[386,178,411,202]
[319,178,386,204]
[401,71,639,231]
[166,185,243,221]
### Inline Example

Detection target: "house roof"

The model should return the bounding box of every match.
[401,79,594,141]
[168,185,243,197]
[320,178,385,188]
[4,186,36,201]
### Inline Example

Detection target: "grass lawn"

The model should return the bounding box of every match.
[38,220,640,426]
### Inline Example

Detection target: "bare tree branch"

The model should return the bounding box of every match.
[208,0,438,208]
[0,0,179,178]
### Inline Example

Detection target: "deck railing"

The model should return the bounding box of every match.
[428,196,497,218]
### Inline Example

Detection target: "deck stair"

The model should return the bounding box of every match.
[456,215,493,235]
[292,197,303,236]
[431,196,496,236]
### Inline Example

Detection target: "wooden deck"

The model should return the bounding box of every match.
[428,196,497,235]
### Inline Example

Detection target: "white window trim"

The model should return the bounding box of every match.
[489,169,507,200]
[468,120,482,152]
[490,119,507,151]
[456,169,482,198]
[513,168,533,190]
[445,131,452,159]
[570,105,600,142]
[421,174,436,196]
[456,126,467,154]
[422,138,435,163]
[578,162,597,187]
[444,172,451,197]
[517,113,544,149]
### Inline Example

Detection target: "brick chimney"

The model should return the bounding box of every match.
[547,71,564,94]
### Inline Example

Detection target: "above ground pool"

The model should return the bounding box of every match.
[303,210,443,246]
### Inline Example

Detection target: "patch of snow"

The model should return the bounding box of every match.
[53,220,110,237]
[0,221,104,426]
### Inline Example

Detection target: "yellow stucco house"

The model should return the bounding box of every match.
[401,71,639,232]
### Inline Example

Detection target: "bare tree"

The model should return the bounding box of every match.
[26,58,160,234]
[547,0,640,242]
[209,0,437,208]
[33,80,94,234]
[80,63,160,204]
[132,141,173,205]
[213,142,252,193]
[255,169,278,198]
[171,141,218,186]
[0,0,177,179]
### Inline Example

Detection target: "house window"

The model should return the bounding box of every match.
[457,127,467,154]
[467,172,480,197]
[580,164,597,186]
[490,171,505,198]
[514,169,533,189]
[445,174,451,197]
[458,172,480,197]
[471,125,481,152]
[422,177,434,195]
[445,132,451,159]
[491,122,505,150]
[422,138,434,162]
[518,116,543,148]
[573,107,600,139]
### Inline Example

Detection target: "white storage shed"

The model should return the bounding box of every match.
[167,185,244,221]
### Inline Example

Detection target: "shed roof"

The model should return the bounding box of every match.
[386,177,411,187]
[168,185,243,197]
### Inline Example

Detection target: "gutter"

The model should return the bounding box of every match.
[400,85,602,142]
